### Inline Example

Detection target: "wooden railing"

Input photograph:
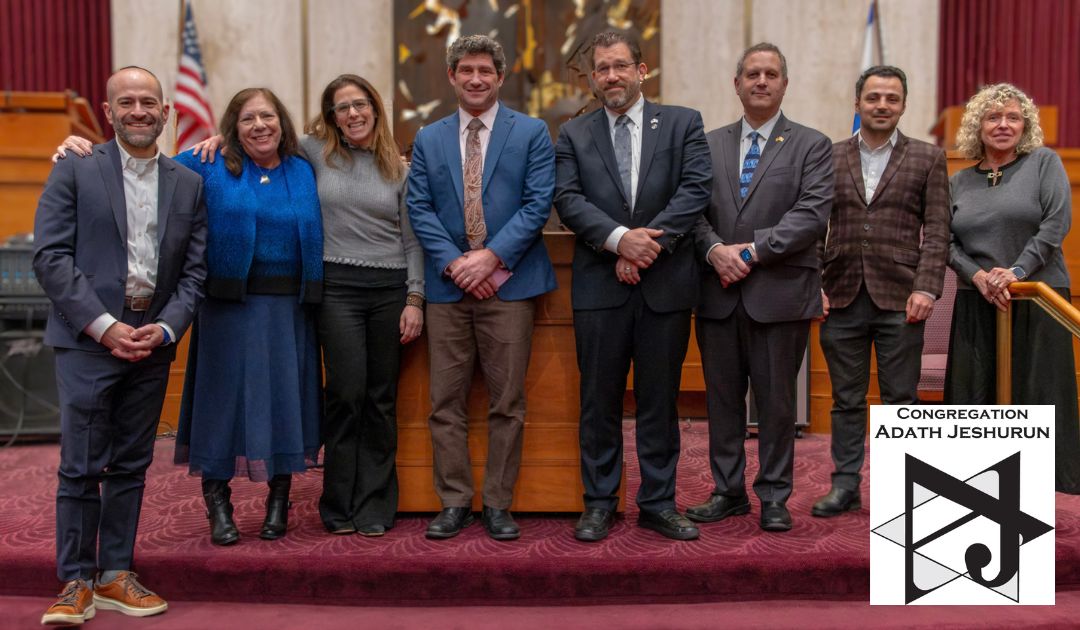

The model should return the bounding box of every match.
[997,281,1080,403]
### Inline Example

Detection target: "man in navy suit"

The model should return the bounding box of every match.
[34,66,207,624]
[554,31,712,541]
[688,43,833,532]
[407,35,556,541]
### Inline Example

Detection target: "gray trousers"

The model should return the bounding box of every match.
[820,287,924,491]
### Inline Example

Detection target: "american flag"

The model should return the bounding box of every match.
[174,0,214,152]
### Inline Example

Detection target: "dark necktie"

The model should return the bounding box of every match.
[740,131,760,199]
[614,114,633,210]
[464,117,487,250]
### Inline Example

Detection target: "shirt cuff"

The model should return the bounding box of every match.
[85,313,117,343]
[156,321,176,345]
[604,226,630,254]
[913,290,936,301]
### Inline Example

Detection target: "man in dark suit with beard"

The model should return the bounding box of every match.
[689,43,833,532]
[555,31,712,542]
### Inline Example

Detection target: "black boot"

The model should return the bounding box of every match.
[201,479,239,546]
[260,474,292,540]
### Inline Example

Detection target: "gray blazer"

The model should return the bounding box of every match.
[695,114,833,323]
[33,140,208,352]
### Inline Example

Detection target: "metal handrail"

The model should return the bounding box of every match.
[995,281,1080,403]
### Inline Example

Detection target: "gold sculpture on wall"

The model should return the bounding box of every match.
[395,0,660,152]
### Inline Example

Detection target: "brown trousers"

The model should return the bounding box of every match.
[426,296,535,509]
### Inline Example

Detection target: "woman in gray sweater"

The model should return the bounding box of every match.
[944,83,1080,493]
[303,75,425,532]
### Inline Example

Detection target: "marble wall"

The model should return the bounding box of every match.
[111,0,938,150]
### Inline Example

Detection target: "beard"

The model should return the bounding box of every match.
[596,81,641,111]
[112,114,165,149]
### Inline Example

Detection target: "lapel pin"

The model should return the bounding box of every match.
[649,118,659,130]
[775,135,784,143]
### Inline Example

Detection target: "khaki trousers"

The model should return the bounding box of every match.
[426,295,535,509]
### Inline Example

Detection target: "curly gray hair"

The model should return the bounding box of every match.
[446,35,506,76]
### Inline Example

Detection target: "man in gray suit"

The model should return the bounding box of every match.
[34,66,207,625]
[689,43,833,532]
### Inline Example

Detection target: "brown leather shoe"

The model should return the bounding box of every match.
[41,579,95,625]
[92,571,168,617]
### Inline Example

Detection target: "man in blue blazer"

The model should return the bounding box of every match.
[34,67,207,624]
[554,31,712,541]
[407,34,556,541]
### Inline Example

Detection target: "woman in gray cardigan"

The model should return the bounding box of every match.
[944,82,1080,494]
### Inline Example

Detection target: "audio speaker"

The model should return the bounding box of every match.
[0,330,60,439]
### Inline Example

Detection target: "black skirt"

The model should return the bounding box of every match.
[943,287,1080,494]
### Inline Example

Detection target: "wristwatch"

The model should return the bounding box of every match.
[1009,266,1027,280]
[739,247,755,266]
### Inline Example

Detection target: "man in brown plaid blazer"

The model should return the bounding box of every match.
[813,66,950,517]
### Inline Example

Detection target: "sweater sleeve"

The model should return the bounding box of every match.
[398,171,425,296]
[1012,148,1071,277]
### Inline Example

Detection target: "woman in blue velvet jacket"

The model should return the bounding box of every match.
[173,87,323,545]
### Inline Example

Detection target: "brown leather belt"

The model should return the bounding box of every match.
[124,295,153,311]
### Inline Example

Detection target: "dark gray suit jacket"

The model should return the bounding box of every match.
[554,100,712,313]
[33,140,208,352]
[695,114,833,323]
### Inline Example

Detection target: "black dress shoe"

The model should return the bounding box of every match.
[481,506,520,541]
[760,501,792,532]
[357,523,386,537]
[637,509,700,541]
[811,487,862,517]
[685,494,751,523]
[425,507,474,539]
[574,507,615,542]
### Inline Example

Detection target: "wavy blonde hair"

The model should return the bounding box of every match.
[955,83,1044,160]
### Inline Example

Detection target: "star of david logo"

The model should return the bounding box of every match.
[871,452,1053,604]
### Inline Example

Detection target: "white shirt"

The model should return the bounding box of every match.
[602,95,645,254]
[85,143,175,344]
[458,102,500,173]
[858,128,898,202]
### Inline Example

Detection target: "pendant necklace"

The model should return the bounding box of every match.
[256,165,271,184]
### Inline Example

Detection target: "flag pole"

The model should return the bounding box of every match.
[171,0,186,155]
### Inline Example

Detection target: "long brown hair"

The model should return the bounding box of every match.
[305,74,405,182]
[219,87,300,177]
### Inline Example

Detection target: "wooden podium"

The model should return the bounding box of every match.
[0,91,104,238]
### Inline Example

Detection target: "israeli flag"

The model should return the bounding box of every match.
[853,0,884,134]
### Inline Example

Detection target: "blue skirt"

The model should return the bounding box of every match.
[175,294,322,481]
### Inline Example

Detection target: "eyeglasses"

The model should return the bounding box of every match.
[332,99,371,116]
[593,61,637,76]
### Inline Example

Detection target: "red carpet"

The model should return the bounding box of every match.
[2,423,1079,607]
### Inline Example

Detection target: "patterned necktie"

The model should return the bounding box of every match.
[614,114,633,210]
[464,117,487,250]
[739,131,760,199]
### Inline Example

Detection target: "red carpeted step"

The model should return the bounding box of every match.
[1,426,1079,606]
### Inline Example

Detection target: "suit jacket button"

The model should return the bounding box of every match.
[863,223,871,231]
[861,240,870,248]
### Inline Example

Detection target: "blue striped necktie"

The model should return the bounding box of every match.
[739,131,760,199]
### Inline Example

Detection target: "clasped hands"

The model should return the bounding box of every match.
[707,243,754,288]
[447,248,501,299]
[99,322,164,362]
[615,228,664,285]
[973,267,1018,312]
